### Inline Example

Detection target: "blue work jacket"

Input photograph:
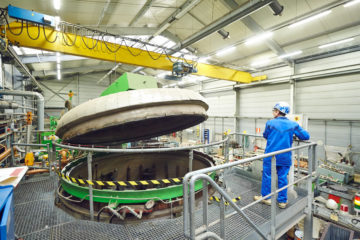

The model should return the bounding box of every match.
[263,117,310,166]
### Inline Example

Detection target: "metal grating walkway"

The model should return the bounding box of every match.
[14,173,307,239]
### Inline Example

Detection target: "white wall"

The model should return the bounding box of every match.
[41,72,108,117]
[185,51,360,168]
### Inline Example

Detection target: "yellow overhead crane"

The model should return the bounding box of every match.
[1,21,266,83]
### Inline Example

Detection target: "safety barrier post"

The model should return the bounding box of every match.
[87,152,94,221]
[220,196,225,239]
[270,156,276,240]
[202,179,208,233]
[304,145,315,240]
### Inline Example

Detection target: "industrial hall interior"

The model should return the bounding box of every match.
[0,0,360,239]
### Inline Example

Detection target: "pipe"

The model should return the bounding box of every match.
[0,101,19,109]
[0,90,44,130]
[0,148,11,163]
[26,169,49,175]
[176,0,273,50]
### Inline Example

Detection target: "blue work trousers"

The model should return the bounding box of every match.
[261,162,290,203]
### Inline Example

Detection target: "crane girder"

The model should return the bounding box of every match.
[1,22,266,83]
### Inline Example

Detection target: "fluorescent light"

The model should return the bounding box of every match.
[57,69,61,80]
[198,56,210,63]
[251,59,270,67]
[318,38,354,49]
[245,32,273,45]
[56,57,61,64]
[279,50,303,59]
[216,46,236,56]
[289,10,331,28]
[53,0,61,10]
[57,64,61,69]
[56,52,60,57]
[344,0,360,7]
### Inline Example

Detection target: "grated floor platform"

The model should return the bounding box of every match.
[14,172,307,239]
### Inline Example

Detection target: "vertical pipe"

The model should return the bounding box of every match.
[46,143,51,175]
[220,196,225,239]
[242,135,245,160]
[270,156,276,240]
[221,117,224,137]
[189,150,193,172]
[26,125,32,153]
[87,152,94,221]
[213,117,216,142]
[189,177,196,239]
[304,145,315,240]
[297,143,300,179]
[290,79,296,114]
[10,133,14,167]
[77,73,80,106]
[235,89,241,144]
[349,121,352,147]
[225,138,229,163]
[183,178,190,238]
[0,55,3,88]
[202,179,208,232]
[324,120,327,145]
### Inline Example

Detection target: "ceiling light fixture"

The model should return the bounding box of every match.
[279,50,303,59]
[288,10,331,28]
[318,38,354,49]
[251,59,270,67]
[216,46,236,56]
[53,0,61,10]
[245,32,273,45]
[344,0,360,7]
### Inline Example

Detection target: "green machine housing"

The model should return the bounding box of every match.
[100,72,158,96]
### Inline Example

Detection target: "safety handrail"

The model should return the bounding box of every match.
[53,137,228,153]
[52,138,228,221]
[183,134,316,240]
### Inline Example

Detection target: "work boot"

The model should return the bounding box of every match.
[253,195,271,206]
[278,202,288,209]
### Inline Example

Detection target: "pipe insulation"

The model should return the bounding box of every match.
[0,101,19,109]
[0,90,44,130]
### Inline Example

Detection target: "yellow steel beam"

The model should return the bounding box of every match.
[1,22,266,83]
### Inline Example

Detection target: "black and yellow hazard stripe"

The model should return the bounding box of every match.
[209,196,241,206]
[56,169,185,188]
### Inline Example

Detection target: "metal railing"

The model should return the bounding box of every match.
[53,138,228,221]
[183,133,316,240]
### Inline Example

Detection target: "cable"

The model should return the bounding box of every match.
[42,25,58,43]
[0,7,198,68]
[26,22,40,40]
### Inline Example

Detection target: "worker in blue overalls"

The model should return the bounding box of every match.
[254,102,310,208]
